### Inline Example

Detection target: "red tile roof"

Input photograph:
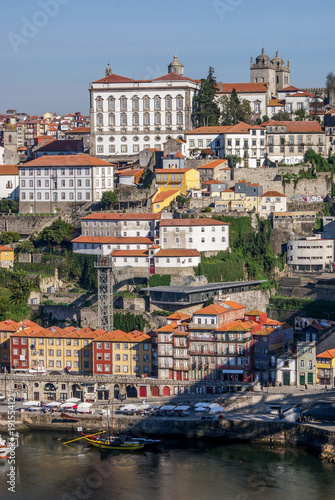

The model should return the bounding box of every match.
[260,190,286,198]
[67,127,90,134]
[317,349,335,359]
[216,83,269,93]
[278,86,302,92]
[287,91,314,98]
[0,165,19,175]
[82,213,160,221]
[167,312,191,321]
[0,246,13,252]
[197,160,228,169]
[152,189,180,203]
[118,168,144,176]
[155,168,192,173]
[186,126,231,135]
[21,154,114,167]
[156,249,200,257]
[160,218,228,226]
[202,179,223,185]
[265,120,322,133]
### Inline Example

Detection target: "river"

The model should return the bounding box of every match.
[0,431,334,500]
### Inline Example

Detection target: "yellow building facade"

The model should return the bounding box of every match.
[151,188,181,213]
[0,246,14,269]
[155,168,200,195]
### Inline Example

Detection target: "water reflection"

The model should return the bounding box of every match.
[0,432,334,500]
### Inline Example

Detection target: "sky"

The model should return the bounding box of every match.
[1,0,334,116]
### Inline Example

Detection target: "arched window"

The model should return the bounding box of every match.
[165,96,172,110]
[177,112,183,125]
[132,113,139,125]
[132,97,139,111]
[121,113,127,126]
[96,97,103,111]
[109,114,115,126]
[97,114,103,126]
[155,112,161,125]
[154,96,161,110]
[144,113,150,125]
[176,95,183,109]
[108,97,115,111]
[120,96,127,111]
[143,96,150,110]
[166,112,172,125]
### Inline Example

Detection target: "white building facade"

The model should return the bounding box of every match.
[18,155,114,214]
[287,236,334,272]
[159,218,229,255]
[0,165,19,200]
[89,56,199,159]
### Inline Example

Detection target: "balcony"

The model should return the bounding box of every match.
[173,364,189,371]
[173,353,189,359]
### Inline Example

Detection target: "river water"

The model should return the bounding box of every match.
[0,431,334,500]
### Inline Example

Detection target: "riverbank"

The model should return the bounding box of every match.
[1,411,335,464]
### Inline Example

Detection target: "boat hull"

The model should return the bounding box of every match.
[84,437,144,451]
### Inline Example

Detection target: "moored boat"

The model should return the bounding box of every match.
[82,434,144,451]
[0,435,10,458]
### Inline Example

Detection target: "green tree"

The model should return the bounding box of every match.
[192,67,220,127]
[294,109,307,121]
[18,240,35,253]
[225,154,241,168]
[271,110,292,121]
[0,231,20,244]
[100,191,118,210]
[0,199,18,213]
[37,218,74,248]
[219,88,252,125]
[9,271,35,305]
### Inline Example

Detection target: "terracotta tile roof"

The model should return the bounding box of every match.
[287,91,314,98]
[118,168,144,176]
[72,236,154,245]
[202,179,223,185]
[156,249,200,257]
[197,160,228,169]
[268,99,285,107]
[152,189,180,203]
[167,312,191,321]
[0,246,13,252]
[94,329,150,342]
[112,249,148,257]
[325,109,335,115]
[216,319,255,332]
[0,165,19,175]
[156,323,177,333]
[0,320,21,332]
[155,168,192,173]
[193,303,229,316]
[160,218,228,227]
[67,127,90,133]
[224,301,245,310]
[21,154,113,167]
[93,72,198,85]
[278,86,302,92]
[82,213,160,221]
[261,190,286,198]
[253,326,275,336]
[265,120,322,133]
[149,244,160,249]
[174,152,185,158]
[264,319,282,326]
[223,188,235,192]
[216,83,269,93]
[152,73,198,83]
[147,148,162,152]
[225,122,265,134]
[246,309,266,316]
[93,73,134,84]
[317,349,335,359]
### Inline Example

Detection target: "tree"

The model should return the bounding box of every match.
[37,218,74,248]
[0,231,20,244]
[271,110,292,121]
[192,67,220,127]
[219,88,252,125]
[226,154,241,168]
[326,72,335,97]
[9,271,36,305]
[0,199,18,213]
[100,191,118,210]
[18,240,35,253]
[294,109,307,121]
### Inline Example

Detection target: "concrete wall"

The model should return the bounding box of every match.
[0,214,57,235]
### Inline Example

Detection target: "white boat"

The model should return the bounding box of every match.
[0,435,10,458]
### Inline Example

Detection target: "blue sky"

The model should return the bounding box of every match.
[1,0,334,116]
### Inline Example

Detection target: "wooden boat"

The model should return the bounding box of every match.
[60,412,79,422]
[83,434,144,451]
[0,435,10,458]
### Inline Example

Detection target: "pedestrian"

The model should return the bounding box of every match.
[325,385,327,391]
[304,383,307,390]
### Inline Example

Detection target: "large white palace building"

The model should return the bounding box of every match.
[89,56,200,159]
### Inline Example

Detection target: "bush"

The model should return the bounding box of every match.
[149,274,171,287]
